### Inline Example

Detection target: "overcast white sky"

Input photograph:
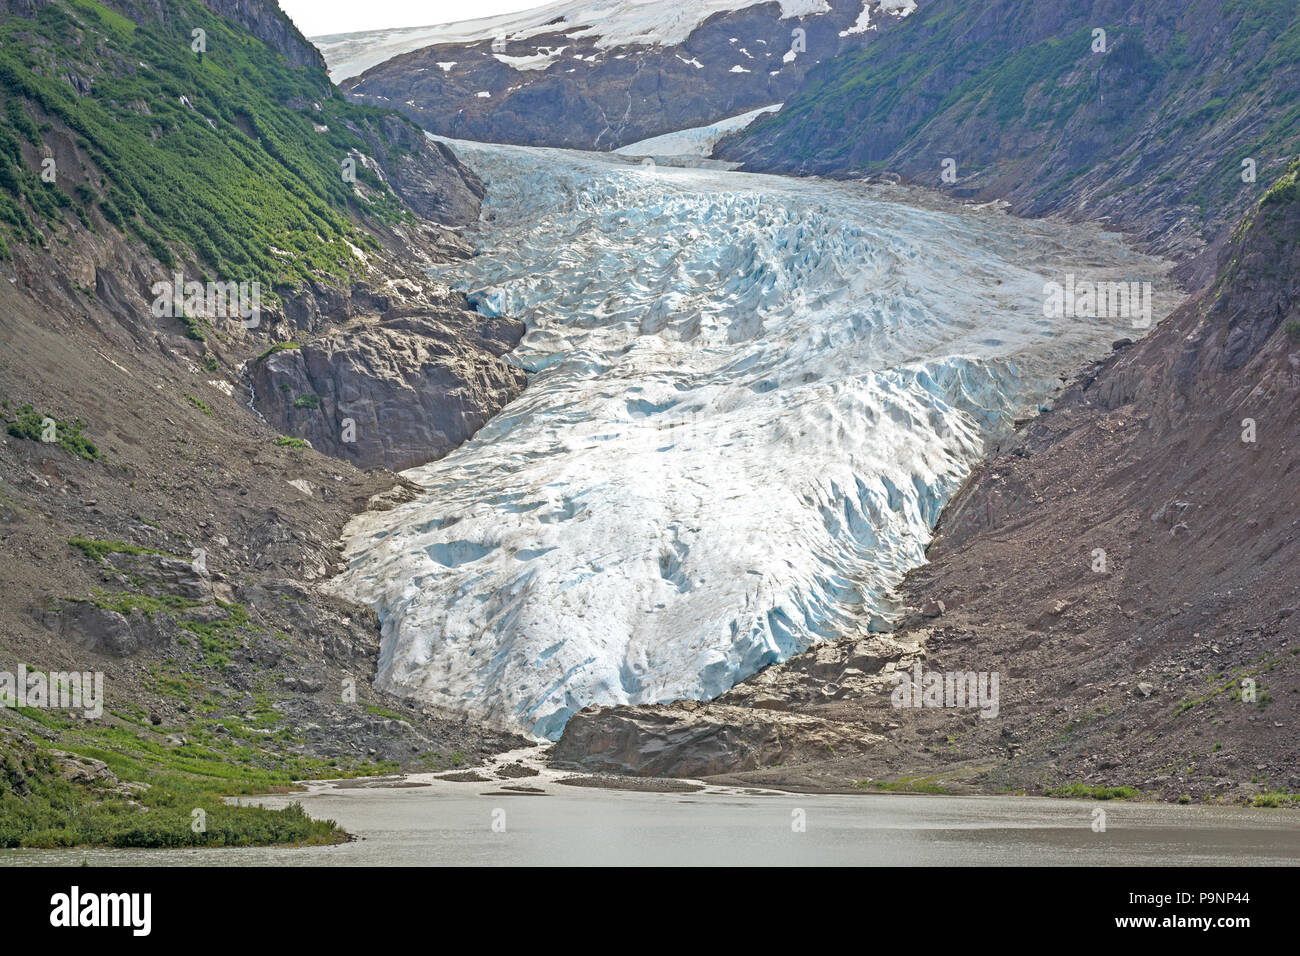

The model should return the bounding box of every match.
[279,0,552,37]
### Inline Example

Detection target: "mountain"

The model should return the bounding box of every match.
[555,157,1300,804]
[0,0,526,846]
[319,0,921,151]
[717,0,1300,272]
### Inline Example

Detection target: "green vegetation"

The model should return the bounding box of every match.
[1224,0,1300,66]
[85,592,253,671]
[1252,791,1300,808]
[1045,783,1142,800]
[855,775,950,795]
[1261,155,1300,208]
[1174,652,1287,716]
[68,538,174,562]
[274,435,309,449]
[181,314,207,342]
[257,342,301,363]
[178,601,250,671]
[2,548,432,851]
[5,405,99,460]
[0,0,415,291]
[363,704,406,721]
[184,392,213,416]
[292,393,320,409]
[0,718,347,849]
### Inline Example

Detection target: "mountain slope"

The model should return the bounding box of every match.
[0,0,526,845]
[718,0,1300,270]
[556,158,1300,805]
[323,0,920,151]
[0,0,482,294]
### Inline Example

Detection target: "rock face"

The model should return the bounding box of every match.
[327,1,917,151]
[347,113,486,229]
[104,552,222,602]
[43,601,181,657]
[554,631,920,777]
[251,309,528,471]
[718,0,1300,265]
[198,0,327,71]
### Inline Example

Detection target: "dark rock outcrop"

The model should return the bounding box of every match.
[197,0,329,72]
[250,309,527,471]
[347,113,486,228]
[553,701,881,778]
[42,600,182,657]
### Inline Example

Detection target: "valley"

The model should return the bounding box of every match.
[0,0,1297,865]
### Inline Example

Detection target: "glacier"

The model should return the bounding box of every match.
[332,139,1177,740]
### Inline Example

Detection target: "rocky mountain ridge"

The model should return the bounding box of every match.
[324,0,919,151]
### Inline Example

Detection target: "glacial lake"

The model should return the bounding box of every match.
[5,774,1297,866]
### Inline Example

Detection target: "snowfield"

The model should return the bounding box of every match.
[332,139,1176,739]
[613,104,783,159]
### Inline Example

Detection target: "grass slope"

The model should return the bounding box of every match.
[0,0,415,291]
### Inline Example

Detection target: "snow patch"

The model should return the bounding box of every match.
[839,2,873,35]
[613,104,783,158]
[881,0,918,15]
[494,46,567,71]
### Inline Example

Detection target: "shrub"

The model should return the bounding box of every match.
[256,342,300,363]
[5,405,100,460]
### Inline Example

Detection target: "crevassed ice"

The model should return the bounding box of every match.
[333,139,1175,739]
